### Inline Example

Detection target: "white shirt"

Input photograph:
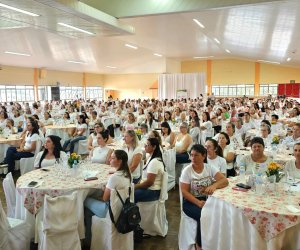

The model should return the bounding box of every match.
[77,123,88,137]
[141,157,164,190]
[124,146,143,179]
[34,151,68,168]
[285,159,300,179]
[239,154,272,174]
[223,145,235,170]
[282,136,300,148]
[180,163,218,198]
[24,132,40,153]
[106,171,131,191]
[207,156,227,174]
[190,127,200,144]
[91,146,111,164]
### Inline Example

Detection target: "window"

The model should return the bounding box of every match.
[259,84,278,96]
[0,85,35,103]
[38,86,49,101]
[60,86,83,100]
[86,87,103,100]
[212,84,254,96]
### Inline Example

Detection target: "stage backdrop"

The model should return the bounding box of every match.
[158,73,206,100]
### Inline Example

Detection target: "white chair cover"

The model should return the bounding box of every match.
[2,172,16,218]
[20,140,42,175]
[0,200,31,250]
[102,117,114,129]
[75,139,89,155]
[175,163,190,184]
[162,148,176,191]
[91,185,134,250]
[39,192,81,250]
[137,171,168,237]
[178,183,197,250]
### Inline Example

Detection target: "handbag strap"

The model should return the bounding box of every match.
[108,187,130,224]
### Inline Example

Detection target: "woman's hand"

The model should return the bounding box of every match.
[196,199,206,208]
[204,184,217,195]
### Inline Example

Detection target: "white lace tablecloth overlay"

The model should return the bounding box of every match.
[211,178,300,241]
[16,163,112,215]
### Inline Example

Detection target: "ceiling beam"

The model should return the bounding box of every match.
[79,0,284,18]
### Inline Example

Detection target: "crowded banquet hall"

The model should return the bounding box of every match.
[1,1,300,250]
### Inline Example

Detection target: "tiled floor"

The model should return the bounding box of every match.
[0,172,181,250]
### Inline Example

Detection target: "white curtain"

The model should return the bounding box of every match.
[158,73,206,100]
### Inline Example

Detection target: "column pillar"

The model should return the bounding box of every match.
[207,59,212,95]
[33,68,39,101]
[255,62,260,96]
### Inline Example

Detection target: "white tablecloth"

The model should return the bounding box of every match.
[15,163,112,241]
[201,178,300,250]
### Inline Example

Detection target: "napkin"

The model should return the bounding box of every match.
[286,205,300,213]
[82,170,99,179]
[25,180,44,188]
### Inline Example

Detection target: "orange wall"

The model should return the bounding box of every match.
[260,64,300,83]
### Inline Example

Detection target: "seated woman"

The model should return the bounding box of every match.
[135,138,165,203]
[34,135,67,168]
[148,130,163,147]
[259,123,272,148]
[12,109,24,132]
[218,132,235,177]
[122,113,138,132]
[84,150,132,247]
[239,137,272,175]
[63,114,88,154]
[190,117,201,145]
[200,112,214,145]
[144,112,157,130]
[87,122,106,151]
[0,119,40,174]
[139,123,149,141]
[173,122,193,163]
[3,119,18,135]
[285,142,300,179]
[205,138,227,176]
[161,121,175,147]
[180,144,228,250]
[90,130,113,164]
[124,130,143,184]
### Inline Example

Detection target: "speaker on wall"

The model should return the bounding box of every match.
[51,86,60,101]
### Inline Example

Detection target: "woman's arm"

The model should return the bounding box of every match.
[181,182,205,208]
[105,149,113,165]
[170,132,175,147]
[135,173,156,189]
[130,153,143,173]
[225,151,235,163]
[102,187,111,202]
[19,140,36,153]
[176,135,192,154]
[204,172,229,194]
[77,127,86,136]
[87,135,93,150]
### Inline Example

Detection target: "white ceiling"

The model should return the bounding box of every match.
[0,0,300,74]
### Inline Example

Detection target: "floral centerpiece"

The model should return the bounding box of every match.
[172,118,176,125]
[271,134,280,144]
[136,128,142,140]
[266,162,283,182]
[68,153,80,168]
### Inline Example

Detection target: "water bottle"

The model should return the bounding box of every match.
[255,173,264,195]
[239,163,246,183]
[72,160,78,169]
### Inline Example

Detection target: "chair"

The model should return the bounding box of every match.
[90,185,134,250]
[0,199,31,250]
[2,172,16,218]
[175,163,190,184]
[137,171,168,237]
[38,192,81,250]
[20,140,43,175]
[162,148,176,191]
[178,184,197,250]
[75,139,89,155]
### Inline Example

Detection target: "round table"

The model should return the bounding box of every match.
[0,134,22,165]
[15,163,112,240]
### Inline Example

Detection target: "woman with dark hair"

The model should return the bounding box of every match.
[34,135,67,168]
[285,142,300,179]
[180,144,228,250]
[190,117,201,145]
[90,130,113,164]
[135,138,166,203]
[87,122,106,151]
[84,150,132,246]
[239,137,272,174]
[0,111,8,129]
[200,111,214,144]
[164,111,172,125]
[218,132,235,177]
[205,139,227,176]
[144,111,157,130]
[0,119,41,174]
[63,112,71,124]
[161,121,175,146]
[63,114,88,153]
[12,109,24,132]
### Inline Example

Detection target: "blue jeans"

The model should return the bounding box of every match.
[84,197,108,246]
[134,189,160,203]
[176,152,191,163]
[183,198,205,246]
[5,147,34,173]
[63,135,86,153]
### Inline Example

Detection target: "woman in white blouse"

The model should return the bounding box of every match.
[218,132,235,177]
[282,143,300,179]
[144,112,157,130]
[34,135,67,168]
[161,121,175,146]
[124,130,143,183]
[200,112,214,145]
[190,117,201,145]
[174,122,193,163]
[90,130,113,164]
[88,122,105,151]
[122,113,137,132]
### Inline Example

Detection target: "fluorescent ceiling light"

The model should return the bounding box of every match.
[257,60,280,65]
[125,44,138,49]
[4,51,31,57]
[154,53,162,57]
[67,60,87,64]
[214,38,221,44]
[193,19,205,29]
[287,58,291,62]
[193,56,214,59]
[58,23,94,35]
[106,66,117,69]
[0,3,39,16]
[225,49,231,53]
